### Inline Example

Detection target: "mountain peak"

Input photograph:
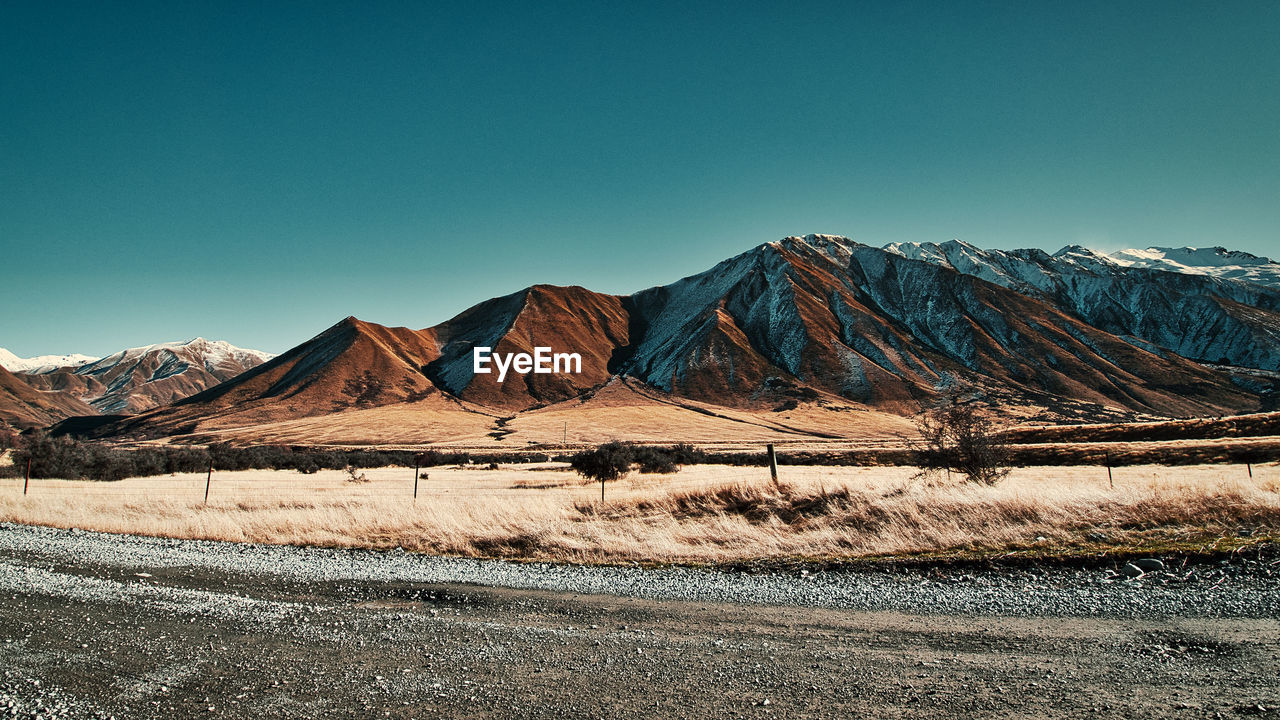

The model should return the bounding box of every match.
[774,234,862,266]
[0,348,98,374]
[1105,246,1280,288]
[778,233,856,248]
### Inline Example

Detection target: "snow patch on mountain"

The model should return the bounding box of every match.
[0,348,98,374]
[1106,246,1280,289]
[78,338,274,377]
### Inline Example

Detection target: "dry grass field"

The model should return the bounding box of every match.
[161,379,919,446]
[3,461,1277,564]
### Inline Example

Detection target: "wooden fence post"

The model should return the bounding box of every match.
[1247,463,1253,479]
[767,444,778,485]
[1105,451,1113,489]
[204,462,212,504]
[23,458,31,496]
[414,460,420,501]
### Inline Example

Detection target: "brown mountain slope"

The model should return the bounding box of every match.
[0,365,97,429]
[103,318,446,437]
[425,285,630,410]
[84,236,1272,443]
[18,338,272,414]
[618,236,1258,417]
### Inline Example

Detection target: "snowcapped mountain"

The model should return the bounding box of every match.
[89,234,1277,441]
[880,238,1280,371]
[15,338,276,415]
[1105,246,1280,290]
[78,338,275,379]
[0,348,97,374]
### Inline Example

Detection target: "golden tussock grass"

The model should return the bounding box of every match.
[1,463,1277,564]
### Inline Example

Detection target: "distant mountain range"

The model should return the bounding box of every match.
[0,339,274,427]
[5,236,1278,441]
[0,349,96,374]
[1103,246,1280,289]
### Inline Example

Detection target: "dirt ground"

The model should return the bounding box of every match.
[1,528,1278,719]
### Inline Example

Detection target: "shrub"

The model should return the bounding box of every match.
[570,442,634,483]
[85,447,135,482]
[416,450,471,467]
[632,446,678,474]
[912,384,1011,485]
[12,430,91,480]
[668,443,706,465]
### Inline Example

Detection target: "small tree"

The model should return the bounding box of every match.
[913,384,1011,485]
[570,442,634,501]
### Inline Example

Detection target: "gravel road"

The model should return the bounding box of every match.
[1,523,1278,718]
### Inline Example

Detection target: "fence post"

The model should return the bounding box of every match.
[1105,451,1113,489]
[767,444,778,485]
[204,462,212,504]
[414,459,420,501]
[1247,463,1253,479]
[23,458,31,496]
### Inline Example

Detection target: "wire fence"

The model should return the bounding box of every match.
[1,461,1270,504]
[0,467,795,501]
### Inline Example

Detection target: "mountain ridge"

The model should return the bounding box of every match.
[72,234,1277,442]
[0,348,97,374]
[880,238,1280,370]
[13,235,1280,441]
[6,338,276,418]
[1106,246,1280,289]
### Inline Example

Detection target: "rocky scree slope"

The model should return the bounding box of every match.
[881,238,1280,371]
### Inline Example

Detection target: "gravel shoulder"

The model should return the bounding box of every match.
[2,523,1278,718]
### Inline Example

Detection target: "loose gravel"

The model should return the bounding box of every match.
[2,523,1278,719]
[1,523,1277,619]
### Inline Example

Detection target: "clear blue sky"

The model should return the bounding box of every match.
[2,1,1277,357]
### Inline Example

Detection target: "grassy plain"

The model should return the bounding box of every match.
[2,461,1277,564]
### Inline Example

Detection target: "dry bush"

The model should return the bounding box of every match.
[912,385,1010,485]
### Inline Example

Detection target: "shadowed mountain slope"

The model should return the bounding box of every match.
[0,365,98,429]
[615,236,1258,417]
[82,235,1276,441]
[882,239,1280,370]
